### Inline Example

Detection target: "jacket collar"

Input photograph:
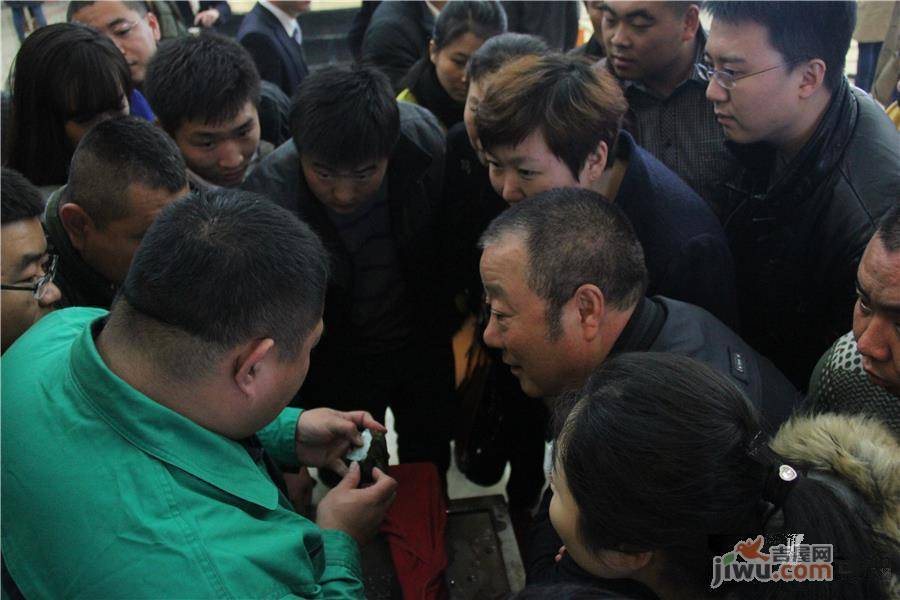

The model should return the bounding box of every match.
[43,186,117,308]
[726,76,857,206]
[610,296,667,354]
[68,316,281,510]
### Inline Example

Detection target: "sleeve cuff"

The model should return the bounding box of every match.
[258,407,302,467]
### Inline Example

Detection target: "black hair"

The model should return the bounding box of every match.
[1,168,44,225]
[479,187,647,339]
[5,23,132,187]
[143,32,261,134]
[119,190,329,375]
[703,1,856,91]
[67,1,148,21]
[466,32,549,82]
[431,0,507,51]
[875,203,900,253]
[555,352,897,599]
[65,116,187,227]
[290,65,400,167]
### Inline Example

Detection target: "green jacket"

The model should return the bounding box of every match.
[1,308,365,599]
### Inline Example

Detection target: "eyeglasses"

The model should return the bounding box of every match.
[697,58,805,90]
[1,255,58,300]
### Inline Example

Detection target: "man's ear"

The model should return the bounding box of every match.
[581,141,608,186]
[681,5,701,42]
[146,11,161,43]
[58,203,95,253]
[572,284,605,342]
[233,338,276,398]
[599,549,654,575]
[797,59,827,99]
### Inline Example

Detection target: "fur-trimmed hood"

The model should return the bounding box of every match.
[770,413,900,597]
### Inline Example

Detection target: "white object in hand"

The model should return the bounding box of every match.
[345,429,372,462]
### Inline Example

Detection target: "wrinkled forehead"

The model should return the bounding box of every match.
[72,1,143,27]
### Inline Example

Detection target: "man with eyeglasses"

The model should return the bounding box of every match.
[1,168,61,354]
[68,2,160,88]
[703,1,900,391]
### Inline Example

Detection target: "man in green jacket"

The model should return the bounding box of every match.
[1,189,397,598]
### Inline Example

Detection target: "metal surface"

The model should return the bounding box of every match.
[446,495,526,599]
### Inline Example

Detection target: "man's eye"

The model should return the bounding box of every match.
[315,171,332,179]
[518,169,537,178]
[858,295,873,315]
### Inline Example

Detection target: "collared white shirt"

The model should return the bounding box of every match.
[424,0,441,19]
[259,0,303,45]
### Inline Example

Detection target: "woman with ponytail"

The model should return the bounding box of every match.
[544,352,899,600]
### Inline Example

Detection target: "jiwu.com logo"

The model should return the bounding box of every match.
[711,534,834,589]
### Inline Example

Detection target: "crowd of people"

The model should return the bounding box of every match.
[1,1,899,598]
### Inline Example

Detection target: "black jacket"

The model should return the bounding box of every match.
[238,3,309,98]
[242,102,454,356]
[361,0,434,91]
[722,78,900,390]
[617,296,801,431]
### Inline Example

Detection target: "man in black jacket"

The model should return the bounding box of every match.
[361,0,440,91]
[704,1,900,390]
[238,1,310,98]
[243,66,456,474]
[479,188,801,596]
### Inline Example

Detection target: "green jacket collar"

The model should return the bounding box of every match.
[43,187,117,309]
[68,317,280,510]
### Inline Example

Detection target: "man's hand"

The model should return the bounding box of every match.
[194,8,221,27]
[316,462,397,545]
[295,408,387,474]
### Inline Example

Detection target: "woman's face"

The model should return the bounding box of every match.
[549,455,651,580]
[430,32,486,103]
[64,94,130,147]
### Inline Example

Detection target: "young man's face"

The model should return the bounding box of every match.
[1,219,61,353]
[704,19,802,146]
[601,1,695,83]
[480,234,585,398]
[71,1,161,85]
[72,182,188,286]
[173,102,261,188]
[853,235,900,396]
[484,131,586,204]
[300,156,389,215]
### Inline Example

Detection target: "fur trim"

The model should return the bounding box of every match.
[770,413,900,567]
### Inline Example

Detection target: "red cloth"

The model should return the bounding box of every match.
[380,464,448,600]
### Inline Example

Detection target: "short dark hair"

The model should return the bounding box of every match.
[119,190,329,375]
[65,117,187,228]
[479,187,647,339]
[431,0,507,50]
[875,203,900,253]
[555,352,897,598]
[703,1,855,91]
[291,65,400,166]
[466,32,549,82]
[67,1,148,21]
[6,23,132,187]
[476,53,627,180]
[143,32,261,134]
[1,168,44,225]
